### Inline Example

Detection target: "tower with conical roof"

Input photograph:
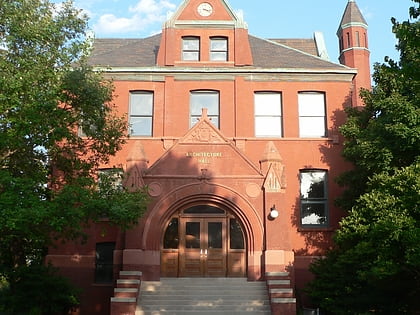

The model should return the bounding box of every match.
[337,0,371,106]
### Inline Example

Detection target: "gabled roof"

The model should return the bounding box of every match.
[339,0,367,30]
[144,110,262,178]
[165,0,246,29]
[88,33,348,71]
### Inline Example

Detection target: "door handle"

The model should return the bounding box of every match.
[204,249,208,256]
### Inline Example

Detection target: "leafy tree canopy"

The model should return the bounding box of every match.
[308,1,420,313]
[336,0,420,210]
[0,0,148,313]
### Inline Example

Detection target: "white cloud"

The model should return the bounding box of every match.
[93,0,176,35]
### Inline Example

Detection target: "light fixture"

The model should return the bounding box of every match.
[269,205,279,219]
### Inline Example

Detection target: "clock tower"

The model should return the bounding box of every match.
[156,0,253,67]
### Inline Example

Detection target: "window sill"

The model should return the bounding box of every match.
[297,227,335,232]
[246,137,334,141]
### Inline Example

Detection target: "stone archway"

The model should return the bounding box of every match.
[138,182,265,280]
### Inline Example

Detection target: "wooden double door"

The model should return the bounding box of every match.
[180,218,226,277]
[161,206,246,277]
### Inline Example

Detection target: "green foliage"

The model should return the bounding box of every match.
[0,0,149,313]
[337,0,420,211]
[0,265,80,315]
[307,1,420,313]
[309,164,420,314]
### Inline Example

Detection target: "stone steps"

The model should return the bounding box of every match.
[265,272,296,314]
[136,278,271,314]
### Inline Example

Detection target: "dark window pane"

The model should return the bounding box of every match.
[186,222,200,248]
[301,203,327,225]
[95,242,115,284]
[208,222,222,249]
[300,172,326,199]
[163,218,179,249]
[184,205,225,214]
[300,170,328,226]
[230,219,244,249]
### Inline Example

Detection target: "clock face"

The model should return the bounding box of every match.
[197,2,213,17]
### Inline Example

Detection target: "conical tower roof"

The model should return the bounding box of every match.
[338,0,367,32]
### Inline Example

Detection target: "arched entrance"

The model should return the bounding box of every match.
[161,205,246,277]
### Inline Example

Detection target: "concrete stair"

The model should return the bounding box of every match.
[136,278,271,314]
[266,272,296,314]
[111,271,142,315]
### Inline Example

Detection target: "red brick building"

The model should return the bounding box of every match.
[47,0,370,314]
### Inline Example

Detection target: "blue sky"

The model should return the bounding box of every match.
[56,0,413,68]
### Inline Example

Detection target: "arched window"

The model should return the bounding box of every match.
[210,37,228,61]
[182,36,200,61]
[300,170,328,227]
[298,91,326,138]
[190,90,219,128]
[129,91,153,136]
[254,91,283,138]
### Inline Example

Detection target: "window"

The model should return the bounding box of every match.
[78,105,105,137]
[210,37,228,61]
[355,31,360,47]
[182,36,200,61]
[298,92,326,138]
[98,168,124,193]
[254,92,282,137]
[300,170,328,226]
[163,218,179,249]
[78,118,96,137]
[230,219,245,250]
[95,242,115,284]
[129,91,153,136]
[190,90,219,128]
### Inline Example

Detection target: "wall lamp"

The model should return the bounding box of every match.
[269,205,279,219]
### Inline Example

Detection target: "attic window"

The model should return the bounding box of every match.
[182,36,200,61]
[210,37,228,61]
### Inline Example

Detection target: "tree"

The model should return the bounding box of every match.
[307,1,420,313]
[0,0,148,313]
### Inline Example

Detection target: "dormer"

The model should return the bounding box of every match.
[156,0,253,67]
